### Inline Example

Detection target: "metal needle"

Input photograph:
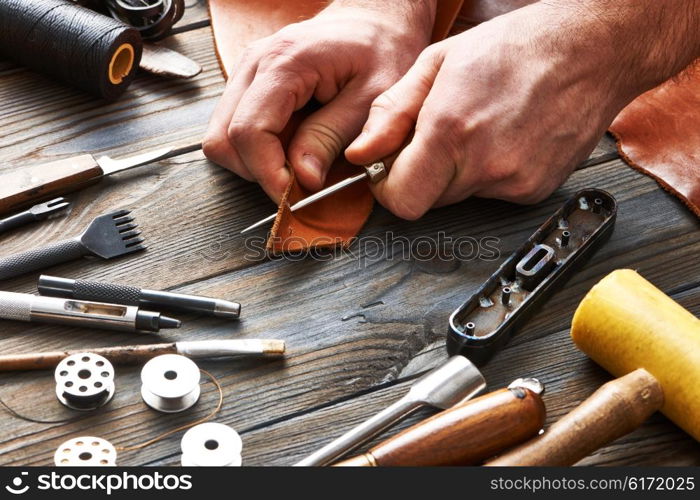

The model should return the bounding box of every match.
[240,161,387,234]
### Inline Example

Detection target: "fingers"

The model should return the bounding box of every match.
[202,50,259,180]
[345,45,445,165]
[371,128,458,221]
[287,81,376,191]
[226,67,316,202]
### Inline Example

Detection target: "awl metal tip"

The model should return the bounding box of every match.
[240,213,277,234]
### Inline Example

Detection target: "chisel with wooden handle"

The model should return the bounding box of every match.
[485,369,664,466]
[0,143,201,216]
[335,378,546,466]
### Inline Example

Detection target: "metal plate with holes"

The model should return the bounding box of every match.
[141,354,200,413]
[54,353,115,411]
[54,436,117,466]
[180,423,242,466]
[447,188,617,364]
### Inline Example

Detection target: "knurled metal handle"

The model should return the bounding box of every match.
[0,239,86,280]
[72,280,142,305]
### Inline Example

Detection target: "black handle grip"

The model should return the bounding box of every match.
[0,211,35,234]
[73,279,142,305]
[0,239,86,280]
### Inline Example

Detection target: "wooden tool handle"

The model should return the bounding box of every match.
[336,386,546,467]
[0,155,103,215]
[485,369,664,466]
[0,343,177,371]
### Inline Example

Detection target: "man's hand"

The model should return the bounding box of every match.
[203,0,435,203]
[346,0,700,220]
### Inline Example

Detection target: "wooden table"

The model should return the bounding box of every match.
[1,1,698,466]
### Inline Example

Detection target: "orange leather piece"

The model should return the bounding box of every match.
[610,70,700,217]
[208,0,464,253]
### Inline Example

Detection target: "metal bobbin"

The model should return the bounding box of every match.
[180,423,242,466]
[141,354,200,413]
[55,353,115,411]
[54,436,117,466]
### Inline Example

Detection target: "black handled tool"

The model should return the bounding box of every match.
[38,275,241,319]
[447,188,617,364]
[0,198,70,235]
[0,209,145,280]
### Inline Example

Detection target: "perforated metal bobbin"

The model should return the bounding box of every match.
[54,436,117,466]
[55,353,115,411]
[140,354,200,413]
[180,423,242,466]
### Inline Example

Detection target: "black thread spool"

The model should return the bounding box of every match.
[0,0,142,100]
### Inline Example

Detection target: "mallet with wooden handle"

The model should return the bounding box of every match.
[488,269,699,466]
[335,378,546,467]
[485,369,662,466]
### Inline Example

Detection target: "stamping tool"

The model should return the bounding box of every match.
[38,275,241,319]
[0,198,70,235]
[0,209,145,280]
[0,291,180,333]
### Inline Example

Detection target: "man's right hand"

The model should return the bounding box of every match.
[203,1,436,204]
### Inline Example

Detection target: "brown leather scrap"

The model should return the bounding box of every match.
[209,0,464,253]
[609,68,700,217]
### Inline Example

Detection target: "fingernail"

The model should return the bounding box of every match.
[348,130,368,150]
[301,153,324,183]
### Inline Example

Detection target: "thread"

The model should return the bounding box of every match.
[0,0,143,100]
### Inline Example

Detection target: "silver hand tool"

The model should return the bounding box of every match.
[0,142,201,215]
[0,209,145,280]
[240,161,387,234]
[294,355,486,466]
[0,339,286,371]
[38,275,241,319]
[0,291,180,333]
[0,198,70,235]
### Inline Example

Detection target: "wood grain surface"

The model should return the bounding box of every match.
[0,3,698,467]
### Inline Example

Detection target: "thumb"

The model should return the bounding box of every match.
[287,83,374,191]
[346,44,444,165]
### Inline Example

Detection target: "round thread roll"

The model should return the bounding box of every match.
[0,0,142,100]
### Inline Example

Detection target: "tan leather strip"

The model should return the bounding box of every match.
[609,68,700,218]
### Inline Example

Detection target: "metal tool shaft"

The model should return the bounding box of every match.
[295,356,486,466]
[38,275,241,319]
[0,339,285,371]
[0,291,179,333]
[295,396,419,467]
[240,161,387,234]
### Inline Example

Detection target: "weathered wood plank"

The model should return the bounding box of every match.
[0,156,696,466]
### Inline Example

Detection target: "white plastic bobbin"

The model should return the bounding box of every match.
[54,436,117,466]
[180,423,242,466]
[140,354,200,413]
[55,353,115,411]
